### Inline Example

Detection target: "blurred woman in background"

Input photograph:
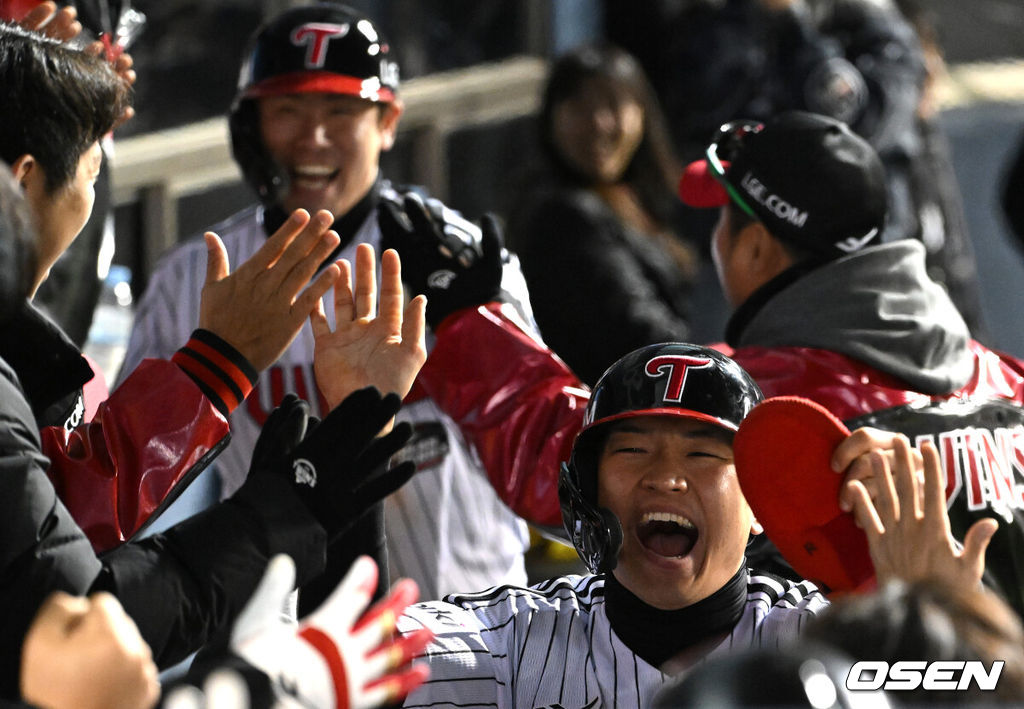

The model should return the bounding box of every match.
[506,43,698,385]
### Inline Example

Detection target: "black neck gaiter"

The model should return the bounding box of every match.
[603,565,748,668]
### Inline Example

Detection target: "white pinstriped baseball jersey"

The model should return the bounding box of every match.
[120,188,532,600]
[398,571,829,708]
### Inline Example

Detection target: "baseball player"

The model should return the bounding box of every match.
[394,342,986,707]
[121,2,531,601]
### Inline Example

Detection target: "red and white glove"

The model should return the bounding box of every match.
[231,554,433,709]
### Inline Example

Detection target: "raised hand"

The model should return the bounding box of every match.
[379,193,504,328]
[16,2,81,41]
[232,555,432,709]
[17,3,137,126]
[847,437,997,588]
[312,242,427,410]
[243,387,417,544]
[200,208,341,372]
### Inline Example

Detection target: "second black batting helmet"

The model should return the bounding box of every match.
[228,2,399,203]
[559,343,763,573]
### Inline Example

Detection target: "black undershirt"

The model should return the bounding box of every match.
[603,564,749,668]
[261,177,383,269]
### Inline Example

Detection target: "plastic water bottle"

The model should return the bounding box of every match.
[84,264,135,385]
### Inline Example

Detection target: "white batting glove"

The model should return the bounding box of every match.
[231,554,433,709]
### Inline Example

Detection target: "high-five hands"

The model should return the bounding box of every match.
[201,209,341,372]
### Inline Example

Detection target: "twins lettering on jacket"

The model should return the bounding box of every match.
[916,426,1024,522]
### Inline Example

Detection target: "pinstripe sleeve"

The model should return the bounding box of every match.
[399,602,506,708]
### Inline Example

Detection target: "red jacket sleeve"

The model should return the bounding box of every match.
[417,303,590,529]
[41,331,257,553]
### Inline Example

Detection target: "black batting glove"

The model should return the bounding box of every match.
[247,387,416,544]
[379,193,505,328]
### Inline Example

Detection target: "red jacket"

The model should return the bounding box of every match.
[9,301,256,552]
[419,303,588,529]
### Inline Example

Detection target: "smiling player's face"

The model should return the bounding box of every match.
[596,416,757,610]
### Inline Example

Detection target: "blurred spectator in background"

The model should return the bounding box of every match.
[505,43,699,385]
[604,0,987,336]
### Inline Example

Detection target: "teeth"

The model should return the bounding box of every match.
[294,166,335,176]
[641,512,694,528]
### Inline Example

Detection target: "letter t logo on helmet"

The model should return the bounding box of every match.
[645,355,713,403]
[290,22,351,68]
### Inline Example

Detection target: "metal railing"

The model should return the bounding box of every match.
[109,55,1024,279]
[110,55,548,278]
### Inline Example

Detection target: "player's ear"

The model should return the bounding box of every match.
[378,99,404,151]
[736,221,792,287]
[750,518,764,536]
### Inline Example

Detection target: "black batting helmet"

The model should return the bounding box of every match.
[559,343,763,573]
[228,2,399,203]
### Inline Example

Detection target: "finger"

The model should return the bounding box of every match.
[246,209,311,273]
[379,249,404,335]
[293,262,341,321]
[280,227,341,300]
[334,259,355,323]
[920,440,949,531]
[961,517,998,574]
[361,663,431,708]
[204,232,230,285]
[847,479,885,538]
[869,450,899,525]
[19,2,58,30]
[305,555,378,631]
[890,437,920,522]
[354,243,377,320]
[230,555,297,646]
[353,578,420,653]
[831,427,894,472]
[402,295,428,356]
[403,193,435,241]
[272,209,334,282]
[47,7,80,41]
[352,460,418,508]
[309,293,330,339]
[480,213,505,265]
[362,626,433,684]
[837,454,876,513]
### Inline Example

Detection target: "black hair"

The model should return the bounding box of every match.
[0,22,131,193]
[539,42,681,230]
[0,161,37,313]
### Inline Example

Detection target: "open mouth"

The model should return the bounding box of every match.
[637,512,698,558]
[291,166,340,189]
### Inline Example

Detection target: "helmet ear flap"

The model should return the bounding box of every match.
[229,99,289,205]
[559,461,623,574]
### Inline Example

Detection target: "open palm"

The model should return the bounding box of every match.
[312,243,427,410]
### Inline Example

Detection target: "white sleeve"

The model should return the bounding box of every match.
[398,601,509,709]
[117,242,206,386]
